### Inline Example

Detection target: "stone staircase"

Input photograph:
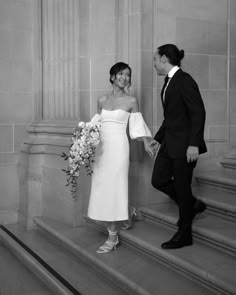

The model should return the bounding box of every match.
[0,239,53,295]
[220,150,236,170]
[195,150,236,196]
[0,153,236,295]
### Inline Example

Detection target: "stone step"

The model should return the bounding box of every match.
[34,216,216,295]
[195,169,236,194]
[0,240,52,295]
[220,150,236,170]
[192,186,236,220]
[88,217,236,295]
[0,225,69,295]
[140,202,236,256]
[1,223,128,295]
[220,158,236,170]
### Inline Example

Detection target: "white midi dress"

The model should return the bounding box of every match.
[87,109,152,222]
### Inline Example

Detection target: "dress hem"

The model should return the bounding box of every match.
[87,216,128,222]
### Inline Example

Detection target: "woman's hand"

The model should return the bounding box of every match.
[150,139,160,157]
[144,138,159,158]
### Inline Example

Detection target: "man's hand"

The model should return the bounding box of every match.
[144,138,160,158]
[187,146,199,162]
[150,139,160,157]
[145,144,155,158]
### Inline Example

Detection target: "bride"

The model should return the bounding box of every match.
[88,62,155,254]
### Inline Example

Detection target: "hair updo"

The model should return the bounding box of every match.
[157,44,185,67]
[109,62,132,84]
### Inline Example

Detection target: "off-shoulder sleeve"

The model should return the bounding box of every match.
[91,113,101,123]
[129,112,152,139]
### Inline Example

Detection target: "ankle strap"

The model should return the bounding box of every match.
[107,228,117,235]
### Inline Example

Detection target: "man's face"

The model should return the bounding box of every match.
[153,51,165,76]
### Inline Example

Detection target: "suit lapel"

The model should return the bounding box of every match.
[160,81,166,106]
[163,68,182,108]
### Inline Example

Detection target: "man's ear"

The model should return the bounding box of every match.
[161,55,167,64]
[111,75,115,82]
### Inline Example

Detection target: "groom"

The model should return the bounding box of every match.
[151,44,207,249]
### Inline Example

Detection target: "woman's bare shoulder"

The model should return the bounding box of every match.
[128,95,138,103]
[98,95,108,104]
[97,94,109,108]
[127,96,139,112]
[123,95,137,105]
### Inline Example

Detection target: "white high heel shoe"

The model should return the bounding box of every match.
[96,228,119,254]
[120,207,137,230]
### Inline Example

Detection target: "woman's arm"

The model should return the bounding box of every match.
[129,97,155,157]
[130,96,139,113]
[97,95,107,114]
[90,96,106,123]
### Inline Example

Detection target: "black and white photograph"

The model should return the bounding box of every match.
[0,0,235,294]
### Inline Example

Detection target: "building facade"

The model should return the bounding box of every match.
[0,0,235,228]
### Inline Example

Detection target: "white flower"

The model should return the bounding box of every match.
[62,120,101,197]
[86,122,93,127]
[74,171,80,177]
[81,135,86,142]
[78,121,85,128]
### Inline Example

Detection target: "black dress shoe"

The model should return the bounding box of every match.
[176,200,206,226]
[194,199,206,216]
[176,217,183,227]
[161,230,193,249]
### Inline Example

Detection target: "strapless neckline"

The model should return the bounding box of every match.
[102,108,130,114]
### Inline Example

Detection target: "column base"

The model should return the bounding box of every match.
[18,120,90,230]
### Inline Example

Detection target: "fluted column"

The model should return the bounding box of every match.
[42,0,80,120]
[118,0,142,99]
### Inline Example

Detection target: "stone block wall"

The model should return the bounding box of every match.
[0,0,34,224]
[0,0,235,225]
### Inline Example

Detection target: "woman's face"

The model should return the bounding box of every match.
[112,67,131,89]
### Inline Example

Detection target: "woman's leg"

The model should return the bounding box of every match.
[107,222,118,242]
[96,221,119,254]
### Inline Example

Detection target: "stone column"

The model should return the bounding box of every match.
[229,0,236,144]
[42,0,80,120]
[18,0,84,229]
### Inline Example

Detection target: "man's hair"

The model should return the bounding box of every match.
[158,44,184,66]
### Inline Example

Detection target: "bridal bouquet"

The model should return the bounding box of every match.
[62,120,101,198]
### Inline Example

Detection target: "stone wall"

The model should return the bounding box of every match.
[0,0,35,224]
[0,0,235,226]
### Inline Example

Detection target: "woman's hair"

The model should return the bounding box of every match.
[157,44,184,66]
[109,62,132,84]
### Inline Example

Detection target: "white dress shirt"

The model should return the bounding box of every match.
[163,66,180,102]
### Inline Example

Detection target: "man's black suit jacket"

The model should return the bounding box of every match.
[154,68,207,158]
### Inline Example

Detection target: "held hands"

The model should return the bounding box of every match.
[144,141,199,161]
[144,138,160,158]
[187,146,199,162]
